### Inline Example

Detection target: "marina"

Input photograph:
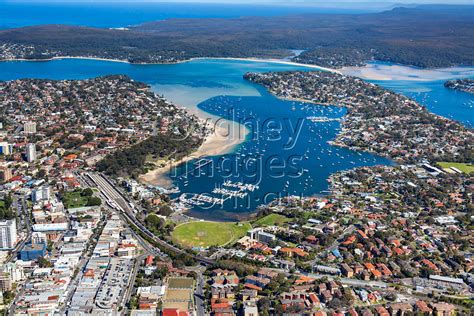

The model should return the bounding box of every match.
[178,180,260,208]
[169,92,391,218]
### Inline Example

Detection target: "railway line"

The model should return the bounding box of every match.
[85,172,215,265]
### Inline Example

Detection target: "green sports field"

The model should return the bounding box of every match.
[254,213,291,227]
[437,162,474,174]
[172,221,251,248]
[62,191,89,209]
[168,277,194,289]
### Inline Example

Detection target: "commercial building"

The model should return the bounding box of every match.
[0,262,25,282]
[0,272,12,291]
[0,219,17,249]
[23,121,37,134]
[32,222,68,232]
[26,143,37,162]
[19,242,47,261]
[0,142,13,155]
[0,166,12,183]
[31,185,51,203]
[31,232,47,244]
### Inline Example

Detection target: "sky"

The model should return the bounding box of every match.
[4,0,474,3]
[167,0,474,3]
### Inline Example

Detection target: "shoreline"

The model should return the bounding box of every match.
[7,55,474,84]
[246,71,473,166]
[340,63,474,82]
[139,115,249,188]
[1,56,131,64]
[2,55,258,190]
[185,57,341,73]
[6,54,470,221]
[4,56,473,81]
[0,55,340,73]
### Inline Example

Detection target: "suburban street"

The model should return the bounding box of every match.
[194,271,206,316]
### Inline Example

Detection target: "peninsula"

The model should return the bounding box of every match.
[444,78,474,94]
[1,5,473,68]
[244,71,473,163]
[0,75,207,178]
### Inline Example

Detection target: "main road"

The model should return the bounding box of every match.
[7,195,31,263]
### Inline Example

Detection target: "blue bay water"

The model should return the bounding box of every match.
[362,62,474,127]
[0,58,471,220]
[370,80,474,128]
[178,92,389,220]
[0,58,391,220]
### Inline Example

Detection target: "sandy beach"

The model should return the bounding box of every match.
[3,54,338,188]
[185,57,340,73]
[2,55,339,73]
[341,63,474,81]
[139,113,249,188]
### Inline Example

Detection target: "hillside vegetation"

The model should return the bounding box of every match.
[1,5,473,68]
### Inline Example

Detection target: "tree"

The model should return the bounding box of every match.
[37,169,47,179]
[257,297,270,315]
[47,240,54,252]
[145,214,164,234]
[342,288,355,305]
[327,298,344,309]
[151,265,168,280]
[38,256,53,268]
[4,194,12,209]
[158,205,173,216]
[2,290,15,304]
[81,188,94,197]
[128,295,139,309]
[87,196,102,206]
[0,195,15,220]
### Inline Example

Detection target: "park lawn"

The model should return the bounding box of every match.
[437,162,474,174]
[254,213,291,227]
[172,221,251,248]
[63,191,89,209]
[168,278,194,289]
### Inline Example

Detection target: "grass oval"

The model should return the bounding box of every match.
[172,221,251,248]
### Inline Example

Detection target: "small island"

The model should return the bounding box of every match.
[444,78,474,94]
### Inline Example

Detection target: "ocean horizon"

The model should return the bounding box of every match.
[0,2,380,30]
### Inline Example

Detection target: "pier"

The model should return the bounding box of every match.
[178,158,213,177]
[307,116,341,122]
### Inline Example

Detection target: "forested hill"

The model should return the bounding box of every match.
[0,5,473,68]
